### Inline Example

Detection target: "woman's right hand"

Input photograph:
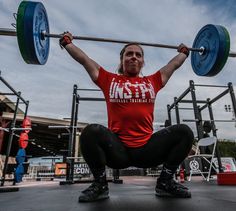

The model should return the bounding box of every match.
[59,31,73,49]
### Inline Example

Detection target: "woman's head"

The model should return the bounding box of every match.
[118,43,144,76]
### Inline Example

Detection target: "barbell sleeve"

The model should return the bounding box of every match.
[229,52,236,57]
[0,28,17,36]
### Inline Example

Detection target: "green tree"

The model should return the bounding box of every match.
[218,140,236,159]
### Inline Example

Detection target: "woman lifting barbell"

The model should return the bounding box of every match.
[59,32,194,202]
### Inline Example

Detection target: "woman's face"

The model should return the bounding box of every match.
[122,45,144,77]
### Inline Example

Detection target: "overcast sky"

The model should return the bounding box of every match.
[0,0,235,140]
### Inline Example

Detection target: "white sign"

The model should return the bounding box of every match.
[74,163,90,175]
[213,157,236,172]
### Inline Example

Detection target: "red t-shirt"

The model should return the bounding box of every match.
[95,67,163,148]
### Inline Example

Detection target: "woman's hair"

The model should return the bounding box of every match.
[117,43,144,74]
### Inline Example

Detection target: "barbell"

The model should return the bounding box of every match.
[0,1,236,76]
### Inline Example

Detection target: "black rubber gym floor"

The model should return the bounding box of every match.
[0,176,235,211]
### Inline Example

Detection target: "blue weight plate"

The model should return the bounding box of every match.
[208,25,230,76]
[16,156,25,164]
[16,148,26,164]
[16,148,26,157]
[16,157,25,164]
[191,24,228,76]
[17,1,30,63]
[23,2,38,64]
[15,164,24,183]
[217,26,230,74]
[24,1,50,64]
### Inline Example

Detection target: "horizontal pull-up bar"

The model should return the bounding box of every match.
[182,119,235,123]
[193,84,228,88]
[78,97,105,101]
[77,88,101,91]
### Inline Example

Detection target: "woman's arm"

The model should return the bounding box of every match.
[60,32,100,81]
[160,44,189,86]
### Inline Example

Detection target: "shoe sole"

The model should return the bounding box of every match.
[78,192,109,203]
[155,189,191,198]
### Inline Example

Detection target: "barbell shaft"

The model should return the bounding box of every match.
[43,32,203,52]
[45,32,236,58]
[0,28,214,54]
[42,32,236,58]
[2,27,236,57]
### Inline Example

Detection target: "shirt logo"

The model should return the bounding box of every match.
[109,78,155,103]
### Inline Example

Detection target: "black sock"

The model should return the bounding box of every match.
[91,167,107,184]
[159,164,178,181]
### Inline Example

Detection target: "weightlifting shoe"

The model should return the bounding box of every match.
[78,181,109,202]
[155,178,191,198]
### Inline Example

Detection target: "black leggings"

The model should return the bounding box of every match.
[80,124,194,170]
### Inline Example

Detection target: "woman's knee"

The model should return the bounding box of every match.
[171,124,194,144]
[179,124,193,134]
[80,124,105,144]
[179,124,194,144]
[82,123,105,134]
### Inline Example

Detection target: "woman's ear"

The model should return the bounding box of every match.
[142,61,145,67]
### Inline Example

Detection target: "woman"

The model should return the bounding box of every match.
[60,33,194,202]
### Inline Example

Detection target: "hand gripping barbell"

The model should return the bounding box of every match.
[0,1,236,76]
